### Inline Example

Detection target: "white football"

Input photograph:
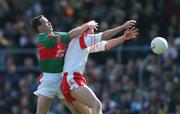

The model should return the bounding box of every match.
[151,37,168,54]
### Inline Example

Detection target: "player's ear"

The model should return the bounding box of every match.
[37,25,42,33]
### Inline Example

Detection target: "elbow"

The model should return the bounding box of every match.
[68,31,74,39]
[68,31,72,38]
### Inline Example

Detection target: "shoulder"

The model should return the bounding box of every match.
[54,31,68,35]
[38,33,49,44]
[54,32,70,38]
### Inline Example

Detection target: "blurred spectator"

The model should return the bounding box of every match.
[163,38,178,61]
[4,63,20,88]
[130,93,143,114]
[102,91,117,113]
[175,104,180,114]
[0,31,11,48]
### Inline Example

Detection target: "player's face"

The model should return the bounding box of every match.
[38,16,53,33]
[86,28,94,34]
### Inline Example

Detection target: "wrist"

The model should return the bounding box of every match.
[81,24,89,32]
[120,25,125,30]
[83,24,89,29]
[122,35,127,41]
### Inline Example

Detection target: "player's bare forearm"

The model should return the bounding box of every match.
[105,27,138,50]
[105,35,125,50]
[68,24,89,39]
[68,20,98,39]
[102,20,136,40]
[102,25,124,40]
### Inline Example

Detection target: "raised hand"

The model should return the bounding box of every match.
[122,20,136,29]
[87,20,98,30]
[124,27,139,40]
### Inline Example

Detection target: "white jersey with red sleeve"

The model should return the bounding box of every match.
[63,32,107,74]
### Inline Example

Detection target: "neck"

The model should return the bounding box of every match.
[39,30,52,34]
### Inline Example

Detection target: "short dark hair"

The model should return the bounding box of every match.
[31,15,43,33]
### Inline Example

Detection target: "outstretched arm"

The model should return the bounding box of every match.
[68,21,98,39]
[78,20,136,49]
[105,27,138,50]
[88,27,138,53]
[102,20,136,40]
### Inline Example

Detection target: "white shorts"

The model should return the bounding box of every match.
[34,73,64,99]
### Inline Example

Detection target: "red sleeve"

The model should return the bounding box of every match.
[79,33,87,49]
[79,32,103,49]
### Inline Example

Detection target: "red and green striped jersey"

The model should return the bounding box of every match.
[37,31,70,73]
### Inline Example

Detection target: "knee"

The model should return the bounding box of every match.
[69,106,79,114]
[71,110,79,114]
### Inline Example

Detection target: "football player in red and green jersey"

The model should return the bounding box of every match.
[31,15,98,114]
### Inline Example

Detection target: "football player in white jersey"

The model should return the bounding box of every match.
[61,21,138,114]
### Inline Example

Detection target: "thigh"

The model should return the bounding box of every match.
[36,95,53,114]
[72,100,92,114]
[70,85,100,108]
